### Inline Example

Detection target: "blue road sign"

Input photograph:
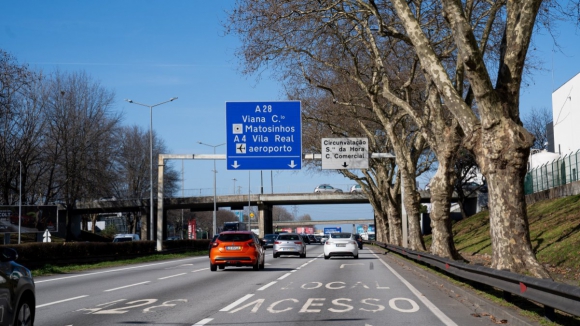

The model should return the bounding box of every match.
[324,227,342,234]
[226,101,302,170]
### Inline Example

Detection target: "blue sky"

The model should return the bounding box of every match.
[3,1,580,229]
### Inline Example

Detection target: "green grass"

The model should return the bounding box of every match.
[31,250,208,277]
[424,194,580,284]
[421,195,580,325]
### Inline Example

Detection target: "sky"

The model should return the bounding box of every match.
[2,1,580,231]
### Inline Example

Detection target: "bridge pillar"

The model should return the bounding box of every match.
[257,203,273,238]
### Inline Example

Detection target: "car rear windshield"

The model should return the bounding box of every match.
[331,233,352,239]
[264,234,277,239]
[113,237,133,242]
[277,234,301,241]
[218,234,253,242]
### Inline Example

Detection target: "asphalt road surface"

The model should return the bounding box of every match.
[34,244,521,325]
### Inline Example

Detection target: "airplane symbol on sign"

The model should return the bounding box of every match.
[236,143,246,154]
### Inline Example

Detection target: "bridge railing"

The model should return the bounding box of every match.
[374,241,580,320]
[174,183,356,198]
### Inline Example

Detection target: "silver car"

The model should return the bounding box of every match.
[273,233,306,258]
[314,184,343,193]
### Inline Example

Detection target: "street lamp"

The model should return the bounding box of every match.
[197,141,225,236]
[18,160,22,244]
[125,97,178,240]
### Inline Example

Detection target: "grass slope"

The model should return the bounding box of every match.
[428,194,580,284]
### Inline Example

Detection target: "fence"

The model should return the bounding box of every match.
[525,149,580,195]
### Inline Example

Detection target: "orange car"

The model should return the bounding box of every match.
[209,231,265,271]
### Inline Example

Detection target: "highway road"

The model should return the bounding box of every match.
[34,244,508,325]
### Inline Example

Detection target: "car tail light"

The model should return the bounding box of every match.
[325,241,331,245]
[294,242,302,245]
[247,241,255,248]
[274,241,281,244]
[212,242,219,248]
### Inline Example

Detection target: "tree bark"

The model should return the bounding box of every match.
[476,120,550,278]
[429,159,462,260]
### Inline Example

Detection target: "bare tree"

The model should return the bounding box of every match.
[41,70,121,240]
[522,107,552,150]
[383,0,580,277]
[0,50,45,205]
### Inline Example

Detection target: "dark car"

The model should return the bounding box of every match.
[263,234,277,248]
[0,247,35,325]
[307,234,317,244]
[353,234,364,250]
[300,234,311,244]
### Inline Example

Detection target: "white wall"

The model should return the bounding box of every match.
[552,72,580,155]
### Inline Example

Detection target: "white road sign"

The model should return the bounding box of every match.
[321,138,369,169]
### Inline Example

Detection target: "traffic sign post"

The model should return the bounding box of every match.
[226,101,302,170]
[321,138,369,169]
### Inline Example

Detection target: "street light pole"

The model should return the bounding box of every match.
[18,160,22,244]
[197,141,225,236]
[125,97,178,241]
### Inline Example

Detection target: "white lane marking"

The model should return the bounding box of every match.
[372,252,458,326]
[35,258,203,283]
[277,273,291,280]
[220,294,254,312]
[193,318,213,325]
[340,263,364,268]
[258,281,277,291]
[159,273,187,280]
[192,268,209,272]
[36,295,89,308]
[104,281,150,292]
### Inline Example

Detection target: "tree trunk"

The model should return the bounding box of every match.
[386,198,402,246]
[374,210,388,243]
[429,161,462,260]
[477,120,550,278]
[402,174,426,251]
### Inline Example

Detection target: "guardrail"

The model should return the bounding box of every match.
[373,241,580,320]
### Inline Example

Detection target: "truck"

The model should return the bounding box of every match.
[222,221,247,231]
[357,224,375,240]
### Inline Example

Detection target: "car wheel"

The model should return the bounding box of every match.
[354,254,359,259]
[259,256,265,269]
[324,255,329,260]
[210,263,217,271]
[14,295,34,326]
[300,253,306,258]
[273,253,278,258]
[253,260,260,271]
[218,265,225,270]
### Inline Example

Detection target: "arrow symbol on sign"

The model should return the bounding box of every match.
[231,161,240,169]
[342,162,349,168]
[288,160,297,168]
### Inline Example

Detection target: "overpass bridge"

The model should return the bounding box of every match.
[71,192,384,236]
[67,190,444,250]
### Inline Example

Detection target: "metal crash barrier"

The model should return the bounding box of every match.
[373,241,580,319]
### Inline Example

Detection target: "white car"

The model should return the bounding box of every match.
[350,184,362,193]
[323,232,359,259]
